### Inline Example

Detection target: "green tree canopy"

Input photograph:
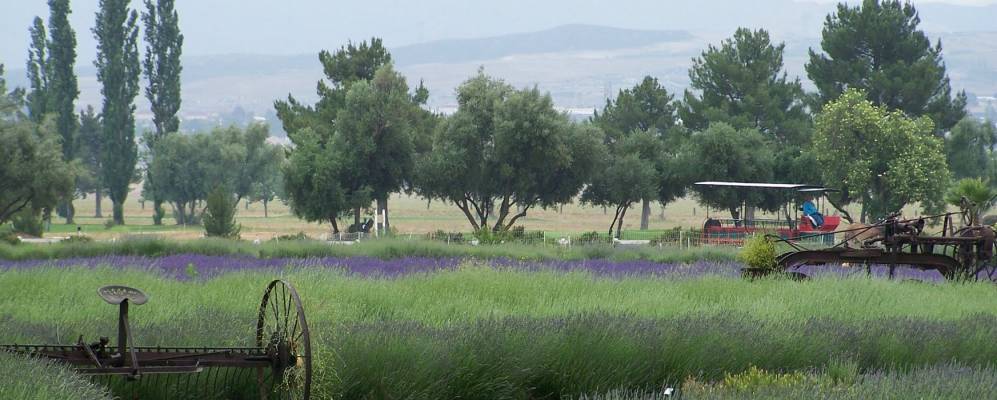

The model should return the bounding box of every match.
[416,72,602,232]
[592,76,685,230]
[281,127,359,234]
[0,65,74,226]
[945,117,997,181]
[806,0,966,133]
[813,89,951,223]
[276,39,433,232]
[275,38,392,139]
[681,123,779,220]
[581,128,657,238]
[144,124,282,225]
[335,64,419,230]
[25,1,80,224]
[593,76,678,144]
[249,143,284,218]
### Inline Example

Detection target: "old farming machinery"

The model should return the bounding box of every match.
[1,279,312,399]
[768,209,997,282]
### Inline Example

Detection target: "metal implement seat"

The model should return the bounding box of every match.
[97,285,149,305]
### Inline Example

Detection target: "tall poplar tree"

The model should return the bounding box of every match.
[142,0,181,138]
[142,0,183,225]
[47,0,80,224]
[26,17,48,123]
[25,2,80,224]
[47,0,79,163]
[93,0,141,225]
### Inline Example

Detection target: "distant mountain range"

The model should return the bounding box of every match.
[6,24,996,132]
[391,25,692,65]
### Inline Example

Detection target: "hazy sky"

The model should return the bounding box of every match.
[1,0,995,69]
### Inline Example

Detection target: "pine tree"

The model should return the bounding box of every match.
[93,0,141,225]
[806,0,966,133]
[592,76,683,230]
[680,28,810,146]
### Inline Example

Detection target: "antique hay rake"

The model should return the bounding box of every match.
[768,210,997,282]
[1,280,312,399]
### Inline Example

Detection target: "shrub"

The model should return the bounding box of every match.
[11,208,44,237]
[202,187,241,239]
[738,234,777,271]
[721,365,809,392]
[576,231,609,245]
[271,232,312,242]
[62,235,93,244]
[429,230,464,243]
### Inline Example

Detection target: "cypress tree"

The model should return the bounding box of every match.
[93,0,141,225]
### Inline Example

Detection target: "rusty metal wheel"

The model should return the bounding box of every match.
[256,280,312,400]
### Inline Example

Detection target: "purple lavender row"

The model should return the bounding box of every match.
[0,254,741,280]
[0,254,977,282]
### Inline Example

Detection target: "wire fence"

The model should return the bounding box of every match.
[319,228,837,249]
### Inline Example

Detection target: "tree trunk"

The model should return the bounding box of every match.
[95,189,103,218]
[639,199,651,230]
[354,206,361,229]
[608,206,623,237]
[615,206,629,239]
[112,201,124,225]
[376,195,389,231]
[173,202,184,225]
[152,198,164,225]
[263,199,269,218]
[330,216,340,234]
[729,207,740,222]
[62,201,75,225]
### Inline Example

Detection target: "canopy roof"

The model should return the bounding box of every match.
[694,181,835,192]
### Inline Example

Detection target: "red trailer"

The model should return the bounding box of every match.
[694,182,841,246]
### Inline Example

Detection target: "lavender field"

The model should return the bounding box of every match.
[2,251,996,399]
[0,252,964,282]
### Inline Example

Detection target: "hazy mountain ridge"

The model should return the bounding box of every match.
[5,24,995,130]
[391,24,692,65]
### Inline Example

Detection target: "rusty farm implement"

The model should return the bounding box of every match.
[1,280,312,399]
[769,210,997,282]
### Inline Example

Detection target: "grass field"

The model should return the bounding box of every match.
[56,185,818,240]
[2,259,995,399]
[46,181,942,243]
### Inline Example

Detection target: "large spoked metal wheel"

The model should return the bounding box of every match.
[256,280,312,400]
